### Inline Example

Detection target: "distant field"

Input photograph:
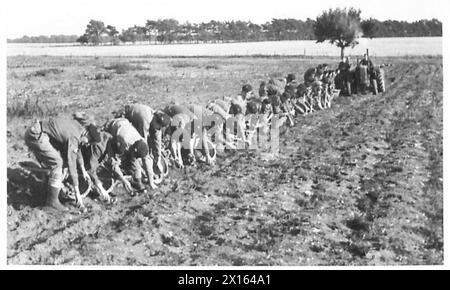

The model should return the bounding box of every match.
[6,55,443,265]
[7,37,442,57]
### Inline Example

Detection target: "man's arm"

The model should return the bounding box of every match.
[86,145,103,187]
[107,155,133,193]
[84,145,113,202]
[148,126,161,164]
[171,138,184,168]
[202,127,213,165]
[142,155,157,189]
[76,146,90,183]
[67,137,84,208]
[67,138,80,188]
[236,116,248,146]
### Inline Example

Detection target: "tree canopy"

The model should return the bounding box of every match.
[314,8,363,58]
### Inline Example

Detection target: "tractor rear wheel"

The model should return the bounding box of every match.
[376,69,386,93]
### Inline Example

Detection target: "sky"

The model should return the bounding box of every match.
[3,0,448,39]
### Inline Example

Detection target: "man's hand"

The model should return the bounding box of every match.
[147,173,158,190]
[95,183,112,203]
[149,181,158,190]
[74,187,87,213]
[99,190,111,203]
[206,156,214,166]
[122,179,133,193]
[176,157,184,169]
[82,170,92,185]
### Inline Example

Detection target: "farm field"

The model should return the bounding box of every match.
[6,55,443,265]
[7,37,442,57]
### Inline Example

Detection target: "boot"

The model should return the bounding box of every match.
[130,178,146,192]
[46,185,68,211]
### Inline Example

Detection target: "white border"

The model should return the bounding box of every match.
[1,0,449,270]
[1,0,8,270]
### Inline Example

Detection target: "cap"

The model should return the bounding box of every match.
[246,101,261,114]
[242,84,253,94]
[112,135,127,155]
[86,124,101,143]
[286,73,296,83]
[132,140,149,158]
[154,111,171,127]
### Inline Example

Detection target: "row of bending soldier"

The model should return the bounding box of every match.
[23,64,340,213]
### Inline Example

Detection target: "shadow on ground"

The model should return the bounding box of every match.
[7,161,47,209]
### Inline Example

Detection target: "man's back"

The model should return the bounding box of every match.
[41,117,84,147]
[164,104,197,119]
[124,104,154,128]
[105,118,143,148]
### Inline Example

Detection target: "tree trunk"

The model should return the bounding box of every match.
[340,46,345,59]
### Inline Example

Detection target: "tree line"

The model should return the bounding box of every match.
[7,17,442,45]
[7,34,79,43]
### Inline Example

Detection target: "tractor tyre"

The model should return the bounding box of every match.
[376,69,386,93]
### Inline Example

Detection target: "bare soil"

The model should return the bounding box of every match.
[7,55,443,265]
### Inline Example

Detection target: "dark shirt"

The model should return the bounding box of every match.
[359,59,374,70]
[304,68,317,85]
[40,117,86,187]
[338,61,350,72]
[81,131,114,185]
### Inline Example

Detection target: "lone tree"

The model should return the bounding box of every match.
[313,8,363,58]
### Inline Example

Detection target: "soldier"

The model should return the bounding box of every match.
[246,99,262,115]
[186,104,219,165]
[291,83,308,115]
[104,118,157,191]
[239,84,254,102]
[279,94,293,126]
[268,77,286,88]
[258,81,268,98]
[72,111,116,203]
[337,56,353,96]
[163,104,200,168]
[122,103,171,176]
[284,80,297,108]
[260,97,273,116]
[206,98,248,150]
[359,54,374,71]
[338,56,351,72]
[304,67,317,87]
[24,117,101,211]
[80,130,116,203]
[315,64,329,81]
[311,80,325,110]
[225,84,254,116]
[286,73,296,85]
[266,84,283,115]
[260,97,274,129]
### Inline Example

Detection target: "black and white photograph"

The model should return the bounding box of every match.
[2,0,447,269]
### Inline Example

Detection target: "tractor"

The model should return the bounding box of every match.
[354,63,386,95]
[335,50,386,96]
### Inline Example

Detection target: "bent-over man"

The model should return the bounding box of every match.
[24,117,101,211]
